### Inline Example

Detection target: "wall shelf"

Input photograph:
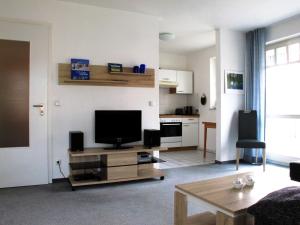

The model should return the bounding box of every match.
[62,79,128,86]
[109,71,151,76]
[58,63,155,88]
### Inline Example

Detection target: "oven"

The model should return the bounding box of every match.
[160,118,182,147]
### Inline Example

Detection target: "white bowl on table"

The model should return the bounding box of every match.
[233,178,245,190]
[245,175,255,187]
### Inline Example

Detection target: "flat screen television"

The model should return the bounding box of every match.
[95,110,142,149]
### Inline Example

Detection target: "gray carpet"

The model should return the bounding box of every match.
[0,163,287,225]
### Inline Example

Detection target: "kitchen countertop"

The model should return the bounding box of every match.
[159,114,200,118]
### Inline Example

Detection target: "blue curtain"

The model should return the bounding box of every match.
[244,28,266,163]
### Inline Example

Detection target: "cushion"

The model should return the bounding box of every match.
[236,139,265,148]
[248,186,300,225]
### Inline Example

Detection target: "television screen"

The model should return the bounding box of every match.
[95,110,142,148]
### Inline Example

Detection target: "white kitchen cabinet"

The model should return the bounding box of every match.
[176,71,193,94]
[159,69,177,83]
[182,122,199,147]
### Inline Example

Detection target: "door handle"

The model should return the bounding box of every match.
[33,104,45,116]
[33,104,44,108]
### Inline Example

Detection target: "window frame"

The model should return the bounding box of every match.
[266,37,300,67]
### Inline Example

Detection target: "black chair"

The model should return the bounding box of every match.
[236,110,266,171]
[290,161,300,182]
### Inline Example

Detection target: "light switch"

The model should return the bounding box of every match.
[148,101,155,107]
[54,100,61,106]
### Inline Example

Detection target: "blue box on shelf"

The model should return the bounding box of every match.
[139,64,146,73]
[71,58,90,80]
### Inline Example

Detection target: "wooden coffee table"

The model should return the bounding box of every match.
[174,172,299,225]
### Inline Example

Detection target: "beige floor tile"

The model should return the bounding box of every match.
[155,149,216,169]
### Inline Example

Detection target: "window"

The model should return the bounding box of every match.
[288,43,300,62]
[266,49,275,67]
[266,37,300,67]
[266,37,300,160]
[210,57,217,109]
[276,46,287,65]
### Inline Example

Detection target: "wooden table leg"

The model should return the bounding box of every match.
[262,147,266,172]
[216,211,254,225]
[236,148,240,171]
[203,125,207,158]
[174,191,187,225]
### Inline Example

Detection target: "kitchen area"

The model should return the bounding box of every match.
[157,61,216,169]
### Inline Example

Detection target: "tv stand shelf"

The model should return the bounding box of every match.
[68,145,167,190]
[69,168,164,187]
[69,161,102,170]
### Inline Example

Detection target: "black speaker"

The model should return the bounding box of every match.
[69,131,84,151]
[144,129,160,148]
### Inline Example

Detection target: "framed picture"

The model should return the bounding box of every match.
[224,70,245,94]
[108,63,123,73]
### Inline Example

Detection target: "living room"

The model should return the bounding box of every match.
[0,1,300,225]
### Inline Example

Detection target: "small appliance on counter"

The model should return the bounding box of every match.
[175,108,184,115]
[184,106,193,115]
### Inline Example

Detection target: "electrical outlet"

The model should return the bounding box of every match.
[56,160,61,165]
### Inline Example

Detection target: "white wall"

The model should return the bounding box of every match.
[159,88,188,114]
[186,46,217,151]
[159,52,187,70]
[0,0,159,179]
[267,14,300,43]
[216,29,246,162]
[159,52,188,114]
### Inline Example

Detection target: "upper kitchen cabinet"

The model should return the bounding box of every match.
[159,69,193,94]
[159,69,177,88]
[175,71,193,94]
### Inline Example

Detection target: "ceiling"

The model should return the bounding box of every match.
[61,0,300,54]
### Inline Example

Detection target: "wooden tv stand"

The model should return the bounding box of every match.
[68,145,166,190]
